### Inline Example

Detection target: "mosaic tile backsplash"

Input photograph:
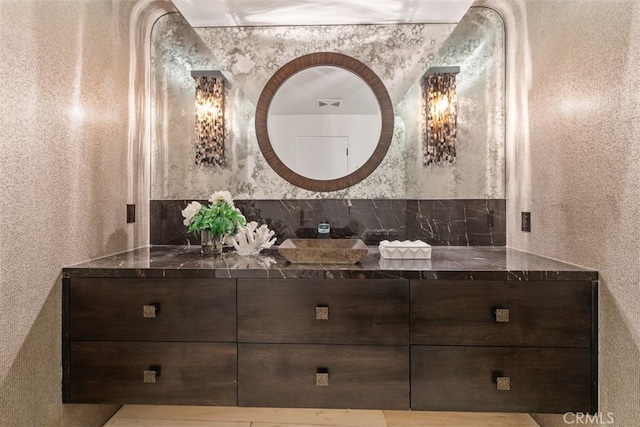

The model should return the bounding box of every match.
[150,199,505,246]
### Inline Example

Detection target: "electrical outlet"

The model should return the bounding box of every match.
[521,212,531,232]
[127,204,136,223]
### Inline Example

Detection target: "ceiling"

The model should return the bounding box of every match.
[170,0,475,27]
[269,66,380,116]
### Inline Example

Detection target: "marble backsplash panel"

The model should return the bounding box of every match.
[150,199,505,246]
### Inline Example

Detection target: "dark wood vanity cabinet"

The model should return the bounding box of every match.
[236,279,410,409]
[62,274,596,413]
[237,279,410,345]
[412,346,591,413]
[238,343,409,409]
[62,278,238,405]
[410,280,597,413]
[69,341,237,405]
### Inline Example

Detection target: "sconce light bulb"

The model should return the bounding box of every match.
[196,100,218,118]
[436,95,450,115]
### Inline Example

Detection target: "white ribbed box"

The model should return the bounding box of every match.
[378,240,432,260]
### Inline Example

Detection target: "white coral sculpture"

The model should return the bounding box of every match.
[230,221,277,256]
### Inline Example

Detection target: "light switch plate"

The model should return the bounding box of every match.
[127,204,136,223]
[521,212,531,232]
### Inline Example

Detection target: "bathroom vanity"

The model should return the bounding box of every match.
[62,246,597,414]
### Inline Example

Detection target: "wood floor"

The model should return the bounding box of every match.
[105,406,540,427]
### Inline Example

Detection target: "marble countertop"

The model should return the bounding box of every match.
[62,245,597,281]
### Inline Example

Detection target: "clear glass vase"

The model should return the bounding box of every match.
[200,230,224,255]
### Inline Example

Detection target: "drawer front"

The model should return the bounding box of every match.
[70,278,236,341]
[411,280,592,347]
[238,344,409,409]
[411,346,593,413]
[69,341,237,405]
[238,279,409,345]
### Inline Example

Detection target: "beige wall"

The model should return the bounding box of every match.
[2,0,638,425]
[0,0,174,425]
[477,0,640,425]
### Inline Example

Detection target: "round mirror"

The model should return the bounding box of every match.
[256,52,393,192]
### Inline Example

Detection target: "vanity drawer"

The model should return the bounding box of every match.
[411,346,592,413]
[411,280,592,347]
[238,343,409,409]
[238,279,409,345]
[69,278,236,342]
[68,341,237,405]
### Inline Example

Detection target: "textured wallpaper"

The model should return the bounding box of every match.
[150,7,505,200]
[475,0,640,426]
[0,0,175,425]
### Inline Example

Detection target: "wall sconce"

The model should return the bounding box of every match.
[191,70,226,166]
[422,66,460,165]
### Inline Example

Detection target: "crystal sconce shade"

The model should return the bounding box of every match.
[191,70,226,166]
[423,66,460,165]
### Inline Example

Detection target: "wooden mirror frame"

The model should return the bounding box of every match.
[255,52,394,192]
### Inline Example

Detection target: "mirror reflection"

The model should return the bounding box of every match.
[150,7,504,199]
[267,66,381,180]
[255,52,394,192]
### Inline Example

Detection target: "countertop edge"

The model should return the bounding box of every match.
[61,245,598,281]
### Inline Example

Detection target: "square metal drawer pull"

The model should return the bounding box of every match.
[143,305,157,318]
[496,376,511,391]
[143,370,158,383]
[495,308,510,323]
[316,372,329,387]
[315,306,329,320]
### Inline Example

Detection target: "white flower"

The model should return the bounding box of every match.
[181,201,202,225]
[209,190,234,207]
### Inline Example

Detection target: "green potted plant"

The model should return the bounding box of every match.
[181,191,246,255]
